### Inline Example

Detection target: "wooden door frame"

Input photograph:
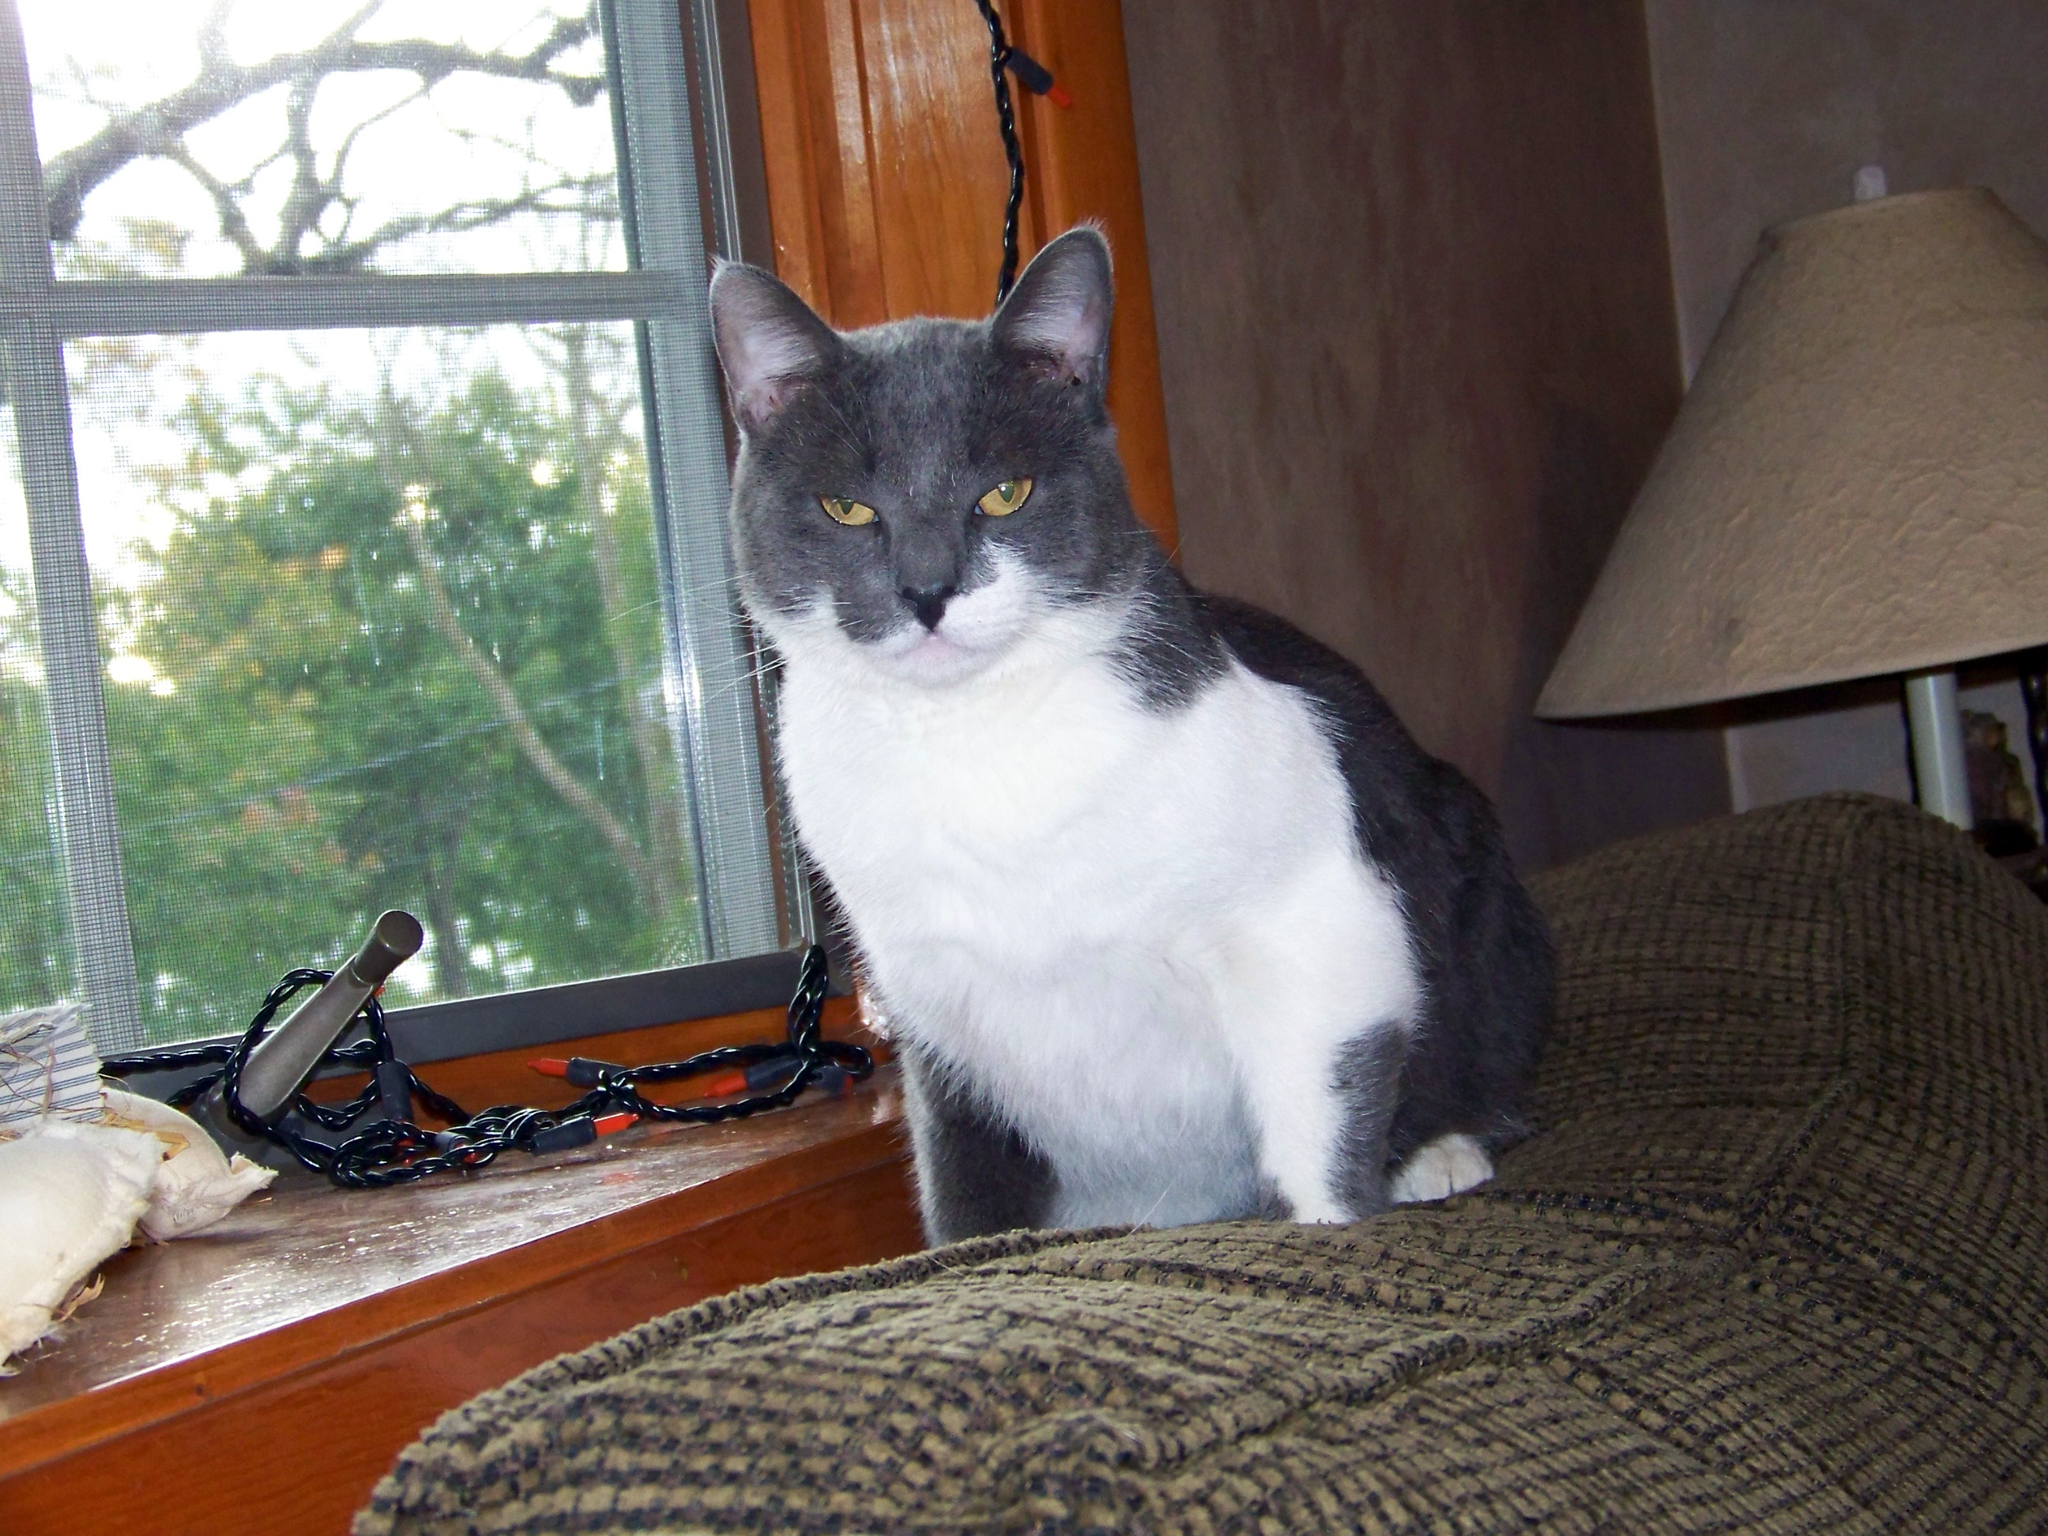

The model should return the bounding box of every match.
[740,0,1178,547]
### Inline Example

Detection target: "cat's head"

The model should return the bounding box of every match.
[709,228,1149,687]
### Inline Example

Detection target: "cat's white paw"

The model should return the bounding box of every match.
[1289,1194,1352,1225]
[1388,1133,1493,1205]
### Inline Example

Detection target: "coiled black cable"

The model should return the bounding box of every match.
[102,945,869,1189]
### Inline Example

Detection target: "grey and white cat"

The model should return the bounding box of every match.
[709,229,1552,1244]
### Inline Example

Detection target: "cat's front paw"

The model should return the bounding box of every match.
[1388,1133,1494,1204]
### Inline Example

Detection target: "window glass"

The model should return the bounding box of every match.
[70,324,702,1042]
[0,418,76,1014]
[2,0,785,1052]
[22,0,622,279]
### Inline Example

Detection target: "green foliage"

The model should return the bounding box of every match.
[0,571,75,1014]
[2,354,703,1042]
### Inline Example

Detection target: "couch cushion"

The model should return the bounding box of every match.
[357,794,2048,1534]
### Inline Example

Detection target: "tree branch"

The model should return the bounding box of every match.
[161,146,266,271]
[286,177,615,275]
[554,324,687,918]
[42,3,603,246]
[269,75,327,269]
[397,507,668,917]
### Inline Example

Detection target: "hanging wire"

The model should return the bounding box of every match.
[972,0,1025,305]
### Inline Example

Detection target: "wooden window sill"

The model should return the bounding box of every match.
[0,1017,919,1536]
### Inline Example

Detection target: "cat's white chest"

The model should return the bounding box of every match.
[771,619,1416,1228]
[779,640,1180,954]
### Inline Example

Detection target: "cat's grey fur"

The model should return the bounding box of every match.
[710,228,1552,1244]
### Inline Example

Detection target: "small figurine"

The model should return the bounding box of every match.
[1965,710,2038,833]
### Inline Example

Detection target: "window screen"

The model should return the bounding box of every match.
[0,0,791,1052]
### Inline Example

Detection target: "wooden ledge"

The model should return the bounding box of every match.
[0,1063,918,1536]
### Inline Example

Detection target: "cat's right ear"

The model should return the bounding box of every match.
[991,226,1113,393]
[709,261,842,434]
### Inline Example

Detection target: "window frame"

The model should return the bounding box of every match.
[0,0,810,1057]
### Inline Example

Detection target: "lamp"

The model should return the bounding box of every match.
[1537,186,2048,829]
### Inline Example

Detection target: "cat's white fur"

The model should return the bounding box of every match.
[763,552,1447,1226]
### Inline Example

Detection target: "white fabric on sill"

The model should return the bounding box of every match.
[0,1003,281,1369]
[101,1087,278,1242]
[0,1119,164,1369]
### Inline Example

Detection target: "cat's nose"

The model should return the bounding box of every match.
[900,583,957,631]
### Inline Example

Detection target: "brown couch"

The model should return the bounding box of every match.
[357,794,2048,1534]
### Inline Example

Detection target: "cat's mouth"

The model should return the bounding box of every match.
[871,620,1004,685]
[861,555,1040,685]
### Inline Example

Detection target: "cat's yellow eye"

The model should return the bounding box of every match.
[977,478,1033,517]
[820,496,876,526]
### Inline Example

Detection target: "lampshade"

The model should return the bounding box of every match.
[1538,187,2048,719]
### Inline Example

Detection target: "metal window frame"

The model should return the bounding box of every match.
[0,0,804,1056]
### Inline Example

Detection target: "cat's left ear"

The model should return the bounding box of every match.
[991,226,1113,391]
[709,259,843,434]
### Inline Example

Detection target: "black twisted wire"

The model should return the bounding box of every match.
[972,0,1025,304]
[102,945,867,1189]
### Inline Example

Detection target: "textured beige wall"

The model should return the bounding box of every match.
[1650,0,2048,378]
[1120,2,1729,869]
[1645,0,2048,812]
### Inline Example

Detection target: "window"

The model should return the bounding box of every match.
[0,0,803,1054]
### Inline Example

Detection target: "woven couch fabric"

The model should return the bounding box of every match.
[357,795,2048,1535]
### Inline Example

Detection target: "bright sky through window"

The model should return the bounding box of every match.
[19,0,619,280]
[6,1,624,582]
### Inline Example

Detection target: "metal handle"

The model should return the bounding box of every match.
[234,911,423,1122]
